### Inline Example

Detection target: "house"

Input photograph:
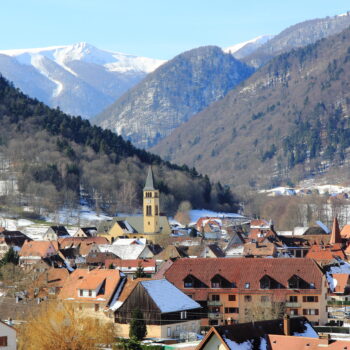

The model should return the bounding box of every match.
[105,259,157,278]
[154,245,188,261]
[200,244,225,258]
[196,314,350,349]
[0,230,31,258]
[0,320,16,350]
[28,267,70,300]
[19,240,58,266]
[114,278,202,339]
[99,167,171,244]
[99,243,154,260]
[157,258,328,326]
[306,244,346,265]
[58,268,123,322]
[196,316,322,350]
[86,251,120,267]
[243,241,277,258]
[43,226,70,241]
[73,227,97,238]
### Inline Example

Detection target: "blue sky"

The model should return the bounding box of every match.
[1,0,349,59]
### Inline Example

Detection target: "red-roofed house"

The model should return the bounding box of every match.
[19,240,58,266]
[158,258,327,326]
[306,244,346,264]
[58,268,123,322]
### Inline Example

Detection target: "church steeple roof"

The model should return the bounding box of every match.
[330,216,342,244]
[144,166,155,190]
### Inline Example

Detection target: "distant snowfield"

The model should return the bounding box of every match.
[0,42,165,75]
[260,184,350,196]
[224,35,274,55]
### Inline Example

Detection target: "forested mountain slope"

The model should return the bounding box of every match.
[94,46,254,149]
[153,26,350,189]
[244,12,350,68]
[0,76,238,215]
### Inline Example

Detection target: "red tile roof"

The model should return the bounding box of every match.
[341,224,350,239]
[306,244,346,262]
[19,240,57,258]
[58,268,121,304]
[162,258,324,301]
[268,334,349,349]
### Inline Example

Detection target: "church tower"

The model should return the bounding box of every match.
[143,167,160,233]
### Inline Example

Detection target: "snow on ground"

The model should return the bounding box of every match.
[44,204,112,225]
[188,209,244,225]
[141,279,201,313]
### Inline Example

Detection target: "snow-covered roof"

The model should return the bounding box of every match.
[112,238,146,246]
[99,244,147,260]
[141,279,201,313]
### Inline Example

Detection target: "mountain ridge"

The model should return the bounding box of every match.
[152,25,350,190]
[94,45,254,149]
[0,42,165,118]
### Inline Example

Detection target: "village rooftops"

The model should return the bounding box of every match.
[160,258,324,300]
[58,268,122,304]
[196,317,318,350]
[19,240,57,258]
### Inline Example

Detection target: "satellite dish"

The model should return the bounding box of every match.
[316,220,330,234]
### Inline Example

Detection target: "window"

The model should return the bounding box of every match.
[290,309,298,316]
[146,205,152,216]
[167,327,171,337]
[212,295,220,301]
[310,283,315,289]
[212,282,220,288]
[184,276,194,288]
[225,307,239,313]
[228,295,236,301]
[245,283,250,289]
[88,290,92,297]
[155,205,159,215]
[79,289,83,297]
[0,336,7,346]
[289,296,298,302]
[261,296,269,303]
[95,304,99,312]
[145,192,152,198]
[260,276,270,289]
[180,311,187,319]
[303,309,319,315]
[244,295,252,302]
[303,296,318,302]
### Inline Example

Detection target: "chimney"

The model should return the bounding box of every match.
[283,314,290,336]
[318,334,330,345]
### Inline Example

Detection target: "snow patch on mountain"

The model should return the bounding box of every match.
[0,43,165,118]
[224,35,274,57]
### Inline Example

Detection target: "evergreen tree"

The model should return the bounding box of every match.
[129,309,147,340]
[189,227,197,238]
[135,263,146,278]
[1,247,19,265]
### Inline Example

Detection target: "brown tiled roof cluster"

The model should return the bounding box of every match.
[155,245,188,260]
[58,268,121,304]
[306,244,346,262]
[243,241,276,257]
[162,258,323,300]
[19,240,58,258]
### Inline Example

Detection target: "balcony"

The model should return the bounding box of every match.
[208,313,222,319]
[207,300,222,306]
[286,302,301,308]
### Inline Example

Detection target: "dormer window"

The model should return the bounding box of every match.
[211,274,232,288]
[183,274,207,288]
[184,275,194,288]
[288,275,310,289]
[245,283,250,289]
[260,276,270,289]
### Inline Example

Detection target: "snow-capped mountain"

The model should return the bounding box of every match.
[0,42,165,118]
[224,35,274,59]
